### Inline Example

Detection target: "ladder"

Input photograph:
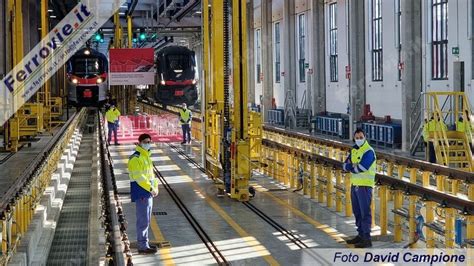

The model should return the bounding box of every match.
[425,92,473,171]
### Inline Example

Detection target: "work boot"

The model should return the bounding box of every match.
[354,239,372,248]
[181,141,186,145]
[149,244,158,251]
[346,235,362,244]
[115,143,120,146]
[138,248,157,254]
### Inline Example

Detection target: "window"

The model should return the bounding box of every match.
[298,14,306,83]
[256,29,261,84]
[371,0,383,81]
[432,0,448,80]
[329,3,338,82]
[396,0,402,81]
[274,22,281,83]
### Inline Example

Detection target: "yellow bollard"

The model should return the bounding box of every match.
[327,168,334,208]
[393,190,403,242]
[344,173,352,217]
[425,201,436,248]
[379,185,388,235]
[451,180,459,195]
[335,170,342,212]
[310,162,316,199]
[436,175,445,192]
[422,171,430,187]
[284,152,290,186]
[371,191,376,228]
[444,208,456,248]
[397,165,406,179]
[317,165,325,203]
[1,217,6,255]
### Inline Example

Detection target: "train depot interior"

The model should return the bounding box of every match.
[0,0,473,265]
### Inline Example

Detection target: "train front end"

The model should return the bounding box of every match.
[67,48,108,107]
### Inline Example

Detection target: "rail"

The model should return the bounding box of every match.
[98,113,132,265]
[137,100,474,247]
[0,109,85,264]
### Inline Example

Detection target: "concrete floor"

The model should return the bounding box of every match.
[109,142,407,265]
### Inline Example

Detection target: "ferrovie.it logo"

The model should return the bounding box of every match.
[0,0,124,125]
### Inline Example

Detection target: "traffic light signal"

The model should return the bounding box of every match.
[139,28,146,41]
[133,33,138,43]
[94,30,104,42]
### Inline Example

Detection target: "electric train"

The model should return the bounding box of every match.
[66,48,108,107]
[153,45,198,106]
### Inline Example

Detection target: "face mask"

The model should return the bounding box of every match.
[141,143,151,151]
[355,139,365,147]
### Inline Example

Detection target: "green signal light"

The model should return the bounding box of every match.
[139,33,146,41]
[95,34,101,41]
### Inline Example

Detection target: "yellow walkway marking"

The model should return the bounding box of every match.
[115,148,175,265]
[261,190,348,244]
[168,152,280,265]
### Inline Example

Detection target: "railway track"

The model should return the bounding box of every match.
[167,143,309,250]
[152,164,229,265]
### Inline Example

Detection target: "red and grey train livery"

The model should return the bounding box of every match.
[67,48,108,107]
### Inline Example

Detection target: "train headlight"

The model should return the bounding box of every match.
[72,78,78,84]
[84,49,91,55]
[96,77,103,84]
[160,80,166,85]
[192,79,197,85]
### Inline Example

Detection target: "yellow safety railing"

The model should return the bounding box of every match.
[262,138,474,248]
[0,109,86,264]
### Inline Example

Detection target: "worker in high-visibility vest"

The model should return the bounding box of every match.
[426,116,436,163]
[343,128,376,248]
[457,113,473,153]
[179,103,192,145]
[128,133,159,254]
[105,101,121,145]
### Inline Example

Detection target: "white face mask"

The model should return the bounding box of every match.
[355,138,366,147]
[141,143,151,151]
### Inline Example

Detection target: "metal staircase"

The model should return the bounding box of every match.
[425,92,473,171]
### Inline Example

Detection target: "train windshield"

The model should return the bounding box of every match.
[165,54,192,79]
[73,58,103,76]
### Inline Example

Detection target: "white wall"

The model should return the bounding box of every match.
[325,0,350,114]
[422,0,474,107]
[364,0,402,119]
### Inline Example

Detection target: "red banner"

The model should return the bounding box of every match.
[109,48,155,86]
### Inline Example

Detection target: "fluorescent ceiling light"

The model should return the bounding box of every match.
[48,9,53,12]
[119,12,125,15]
[50,15,57,18]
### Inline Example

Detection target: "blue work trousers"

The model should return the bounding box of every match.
[351,185,372,240]
[182,124,191,143]
[136,196,153,250]
[108,122,118,144]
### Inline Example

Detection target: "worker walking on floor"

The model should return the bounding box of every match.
[343,128,376,248]
[179,103,192,145]
[105,101,121,145]
[128,133,159,254]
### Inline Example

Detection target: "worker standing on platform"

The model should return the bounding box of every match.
[105,101,121,145]
[457,112,473,153]
[179,103,192,145]
[128,133,159,254]
[343,129,376,248]
[426,117,437,163]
